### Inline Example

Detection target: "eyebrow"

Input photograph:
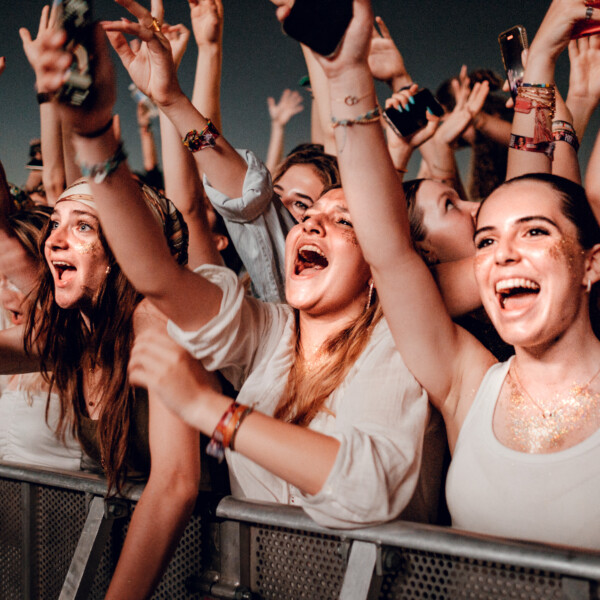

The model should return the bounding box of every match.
[474,215,559,240]
[51,209,99,222]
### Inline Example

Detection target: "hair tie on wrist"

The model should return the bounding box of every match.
[76,117,115,139]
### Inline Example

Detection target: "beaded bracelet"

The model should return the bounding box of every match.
[553,129,580,152]
[509,134,554,159]
[206,402,251,462]
[182,120,220,152]
[331,106,381,129]
[76,142,128,184]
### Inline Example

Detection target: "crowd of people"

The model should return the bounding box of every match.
[1,0,600,595]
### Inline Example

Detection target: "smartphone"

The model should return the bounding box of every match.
[498,26,528,101]
[282,0,353,57]
[383,88,445,138]
[572,0,600,38]
[57,0,94,106]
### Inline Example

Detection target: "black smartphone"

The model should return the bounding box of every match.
[57,0,94,106]
[498,26,528,101]
[282,0,353,57]
[383,88,444,138]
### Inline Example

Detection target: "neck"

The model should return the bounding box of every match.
[513,318,600,387]
[297,307,362,359]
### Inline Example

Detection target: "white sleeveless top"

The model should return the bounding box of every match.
[446,359,600,550]
[0,382,82,471]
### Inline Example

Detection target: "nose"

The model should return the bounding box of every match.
[46,223,68,250]
[459,199,479,219]
[301,214,324,236]
[494,234,520,265]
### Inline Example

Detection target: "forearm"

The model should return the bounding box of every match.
[60,117,82,186]
[265,121,285,173]
[566,95,596,141]
[302,45,336,155]
[552,91,581,183]
[139,125,158,172]
[39,103,66,205]
[585,127,600,224]
[105,478,197,599]
[160,93,247,199]
[186,390,340,496]
[474,112,511,146]
[192,44,222,132]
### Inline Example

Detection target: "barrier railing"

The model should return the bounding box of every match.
[1,461,599,599]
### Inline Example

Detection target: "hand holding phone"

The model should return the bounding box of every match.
[498,26,528,101]
[383,88,444,138]
[572,1,600,38]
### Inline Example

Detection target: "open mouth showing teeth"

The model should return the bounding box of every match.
[295,244,329,275]
[495,277,540,309]
[53,261,76,281]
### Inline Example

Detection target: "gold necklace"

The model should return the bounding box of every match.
[507,362,600,452]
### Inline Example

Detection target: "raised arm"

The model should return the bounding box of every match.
[265,89,304,173]
[304,0,490,415]
[103,0,246,200]
[506,0,599,179]
[35,21,223,332]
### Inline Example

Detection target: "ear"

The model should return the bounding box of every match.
[213,233,229,253]
[583,243,600,290]
[415,239,439,266]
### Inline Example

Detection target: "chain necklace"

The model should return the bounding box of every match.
[507,362,600,452]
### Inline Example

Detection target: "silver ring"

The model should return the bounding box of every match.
[586,5,594,20]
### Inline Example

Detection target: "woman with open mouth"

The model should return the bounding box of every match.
[305,0,600,549]
[30,0,446,532]
[0,173,206,597]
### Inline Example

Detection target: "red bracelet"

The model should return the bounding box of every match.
[182,120,220,152]
[206,402,250,461]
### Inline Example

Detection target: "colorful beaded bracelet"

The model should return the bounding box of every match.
[182,120,220,152]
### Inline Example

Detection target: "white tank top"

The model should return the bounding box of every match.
[446,358,600,550]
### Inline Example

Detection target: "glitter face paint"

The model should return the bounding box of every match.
[74,241,97,255]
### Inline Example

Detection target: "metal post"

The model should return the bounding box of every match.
[58,496,127,600]
[339,541,381,600]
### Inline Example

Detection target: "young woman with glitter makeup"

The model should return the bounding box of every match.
[0,176,203,598]
[32,0,447,530]
[287,0,600,549]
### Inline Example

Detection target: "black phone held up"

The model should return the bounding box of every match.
[282,0,353,57]
[58,0,94,107]
[498,25,528,101]
[383,89,444,138]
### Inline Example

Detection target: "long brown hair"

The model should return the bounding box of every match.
[23,217,142,494]
[275,298,382,426]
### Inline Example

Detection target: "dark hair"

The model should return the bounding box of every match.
[273,148,339,190]
[7,206,52,259]
[24,215,142,495]
[402,179,428,245]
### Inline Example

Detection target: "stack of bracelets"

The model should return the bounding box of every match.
[510,83,556,159]
[552,119,580,153]
[206,402,254,462]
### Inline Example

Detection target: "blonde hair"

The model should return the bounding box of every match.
[275,298,382,426]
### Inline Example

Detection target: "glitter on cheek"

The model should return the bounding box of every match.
[74,242,96,255]
[342,230,359,246]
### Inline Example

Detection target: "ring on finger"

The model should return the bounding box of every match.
[149,17,162,32]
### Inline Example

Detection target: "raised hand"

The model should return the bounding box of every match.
[568,35,600,104]
[188,0,223,46]
[102,0,183,107]
[19,4,60,84]
[267,89,304,126]
[368,16,410,89]
[0,57,5,78]
[162,23,191,69]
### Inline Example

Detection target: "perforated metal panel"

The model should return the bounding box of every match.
[380,548,564,600]
[250,525,346,599]
[34,486,88,599]
[0,479,23,600]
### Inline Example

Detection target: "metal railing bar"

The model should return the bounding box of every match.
[216,496,600,581]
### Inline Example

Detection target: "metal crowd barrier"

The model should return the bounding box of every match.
[1,461,599,599]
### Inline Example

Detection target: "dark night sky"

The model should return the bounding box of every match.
[2,0,597,187]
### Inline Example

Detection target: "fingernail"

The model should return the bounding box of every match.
[426,107,433,115]
[396,105,403,112]
[408,96,415,105]
[404,103,411,111]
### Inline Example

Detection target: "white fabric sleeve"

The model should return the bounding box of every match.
[166,264,289,390]
[203,149,290,303]
[297,330,430,529]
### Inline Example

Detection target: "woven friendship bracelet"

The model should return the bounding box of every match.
[76,142,127,184]
[331,106,381,129]
[182,120,220,152]
[509,134,554,159]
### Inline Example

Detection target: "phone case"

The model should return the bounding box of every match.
[383,89,444,138]
[282,0,353,57]
[498,26,528,100]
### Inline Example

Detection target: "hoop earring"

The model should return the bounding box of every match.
[587,278,592,293]
[365,279,374,310]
